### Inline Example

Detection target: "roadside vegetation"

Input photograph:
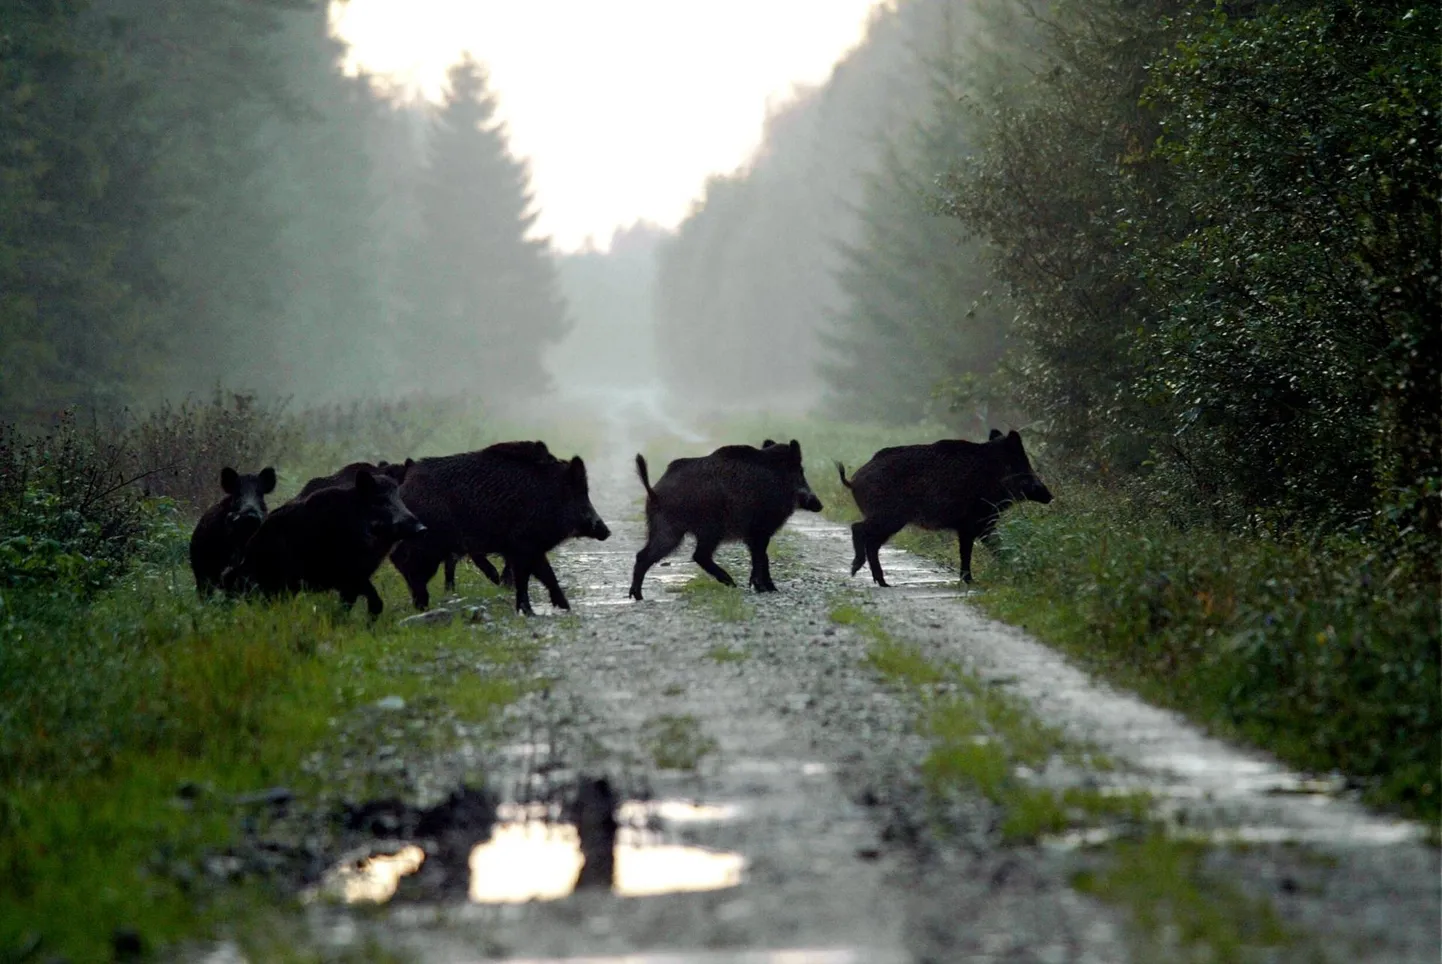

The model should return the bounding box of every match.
[833,594,1312,963]
[0,399,543,960]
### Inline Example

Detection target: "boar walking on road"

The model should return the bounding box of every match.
[189,466,277,595]
[389,441,611,615]
[222,468,425,617]
[629,439,823,600]
[294,459,413,501]
[838,429,1053,586]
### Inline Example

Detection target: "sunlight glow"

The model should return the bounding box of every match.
[330,0,890,251]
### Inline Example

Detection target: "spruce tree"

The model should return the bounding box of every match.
[401,56,568,400]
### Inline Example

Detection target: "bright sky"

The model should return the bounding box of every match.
[330,0,888,252]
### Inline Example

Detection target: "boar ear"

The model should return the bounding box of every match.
[221,467,239,494]
[259,467,277,494]
[989,429,1003,441]
[354,468,376,497]
[567,455,588,485]
[789,439,802,461]
[404,458,415,468]
[762,438,776,448]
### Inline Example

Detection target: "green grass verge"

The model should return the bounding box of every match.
[1074,836,1313,964]
[0,535,534,961]
[831,598,1141,843]
[836,598,1311,960]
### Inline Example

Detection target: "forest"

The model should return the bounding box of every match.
[0,0,1438,958]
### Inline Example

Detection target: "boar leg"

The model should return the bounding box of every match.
[692,534,736,588]
[391,538,441,610]
[849,523,868,577]
[360,579,385,617]
[510,555,537,615]
[858,517,904,587]
[745,534,777,592]
[529,554,571,610]
[958,530,977,584]
[464,551,502,586]
[629,524,685,600]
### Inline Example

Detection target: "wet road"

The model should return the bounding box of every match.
[291,430,1438,964]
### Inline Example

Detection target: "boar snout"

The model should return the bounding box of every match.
[586,514,612,541]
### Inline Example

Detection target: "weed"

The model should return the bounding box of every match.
[707,644,747,664]
[639,714,718,771]
[1074,835,1309,964]
[675,572,750,622]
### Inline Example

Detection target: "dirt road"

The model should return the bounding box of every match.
[271,437,1437,964]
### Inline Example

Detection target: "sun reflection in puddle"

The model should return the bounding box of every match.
[321,845,426,903]
[319,799,746,905]
[469,821,745,903]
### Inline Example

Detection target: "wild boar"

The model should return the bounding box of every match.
[628,439,822,600]
[294,459,414,501]
[189,466,277,595]
[389,441,610,615]
[222,468,425,616]
[837,429,1052,586]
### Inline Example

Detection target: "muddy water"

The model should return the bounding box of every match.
[296,422,1437,964]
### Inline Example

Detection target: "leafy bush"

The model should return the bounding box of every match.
[0,414,159,599]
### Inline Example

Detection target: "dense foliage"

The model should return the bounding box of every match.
[0,3,565,414]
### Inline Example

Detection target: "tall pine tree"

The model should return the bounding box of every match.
[400,57,567,401]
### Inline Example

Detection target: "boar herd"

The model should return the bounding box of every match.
[190,431,1052,618]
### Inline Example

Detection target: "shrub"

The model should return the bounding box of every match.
[122,389,300,511]
[0,414,158,598]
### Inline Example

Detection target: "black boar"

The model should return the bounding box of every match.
[294,459,414,501]
[837,429,1052,586]
[189,466,277,595]
[222,468,425,616]
[628,439,823,600]
[389,441,610,615]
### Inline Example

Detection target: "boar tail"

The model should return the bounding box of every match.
[634,454,656,500]
[836,461,854,489]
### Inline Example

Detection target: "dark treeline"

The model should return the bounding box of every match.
[656,0,1439,560]
[0,1,566,416]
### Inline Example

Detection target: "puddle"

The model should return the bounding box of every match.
[320,845,427,903]
[470,820,745,903]
[315,797,746,905]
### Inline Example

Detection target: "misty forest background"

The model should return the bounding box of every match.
[1,2,1441,930]
[4,0,1436,556]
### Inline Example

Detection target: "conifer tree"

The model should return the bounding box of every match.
[400,56,568,400]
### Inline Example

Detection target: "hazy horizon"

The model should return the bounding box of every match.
[330,0,889,252]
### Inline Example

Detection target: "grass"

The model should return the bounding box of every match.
[1074,836,1313,964]
[0,534,534,961]
[832,595,1312,960]
[830,595,1143,843]
[639,714,718,771]
[674,571,751,622]
[706,644,748,664]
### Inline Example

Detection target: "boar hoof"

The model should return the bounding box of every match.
[628,586,644,601]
